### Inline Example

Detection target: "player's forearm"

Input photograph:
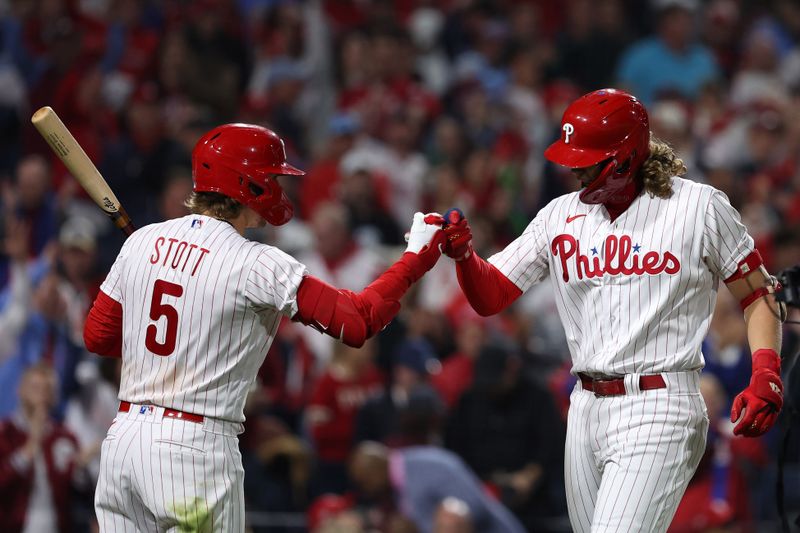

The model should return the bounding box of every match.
[743,296,782,355]
[294,252,432,348]
[456,253,522,316]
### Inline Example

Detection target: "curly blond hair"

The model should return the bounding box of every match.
[184,191,244,220]
[639,136,686,199]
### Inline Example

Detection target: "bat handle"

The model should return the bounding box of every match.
[110,207,136,237]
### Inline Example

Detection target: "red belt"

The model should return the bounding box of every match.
[119,401,205,424]
[578,373,666,397]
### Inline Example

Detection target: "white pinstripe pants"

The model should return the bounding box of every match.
[565,372,709,533]
[95,403,246,533]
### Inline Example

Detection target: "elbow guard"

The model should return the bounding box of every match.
[293,276,369,347]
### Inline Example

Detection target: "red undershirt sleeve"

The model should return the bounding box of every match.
[293,252,431,348]
[83,291,123,358]
[456,252,522,316]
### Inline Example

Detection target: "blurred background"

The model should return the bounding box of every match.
[0,0,799,532]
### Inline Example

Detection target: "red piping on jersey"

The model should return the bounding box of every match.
[455,252,522,316]
[293,251,434,347]
[84,291,123,358]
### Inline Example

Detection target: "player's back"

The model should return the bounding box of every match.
[103,214,306,422]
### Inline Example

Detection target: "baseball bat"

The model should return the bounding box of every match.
[31,106,136,236]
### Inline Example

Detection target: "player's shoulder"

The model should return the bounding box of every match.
[532,191,583,222]
[248,240,306,272]
[669,176,725,202]
[129,216,188,237]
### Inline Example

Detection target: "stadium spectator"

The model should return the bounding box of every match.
[339,167,404,247]
[5,155,58,262]
[354,338,443,447]
[445,342,567,531]
[553,0,632,92]
[0,269,84,419]
[99,84,190,223]
[307,339,383,495]
[0,362,89,533]
[0,216,32,362]
[616,0,721,104]
[296,201,386,363]
[299,113,359,221]
[348,441,526,533]
[429,317,485,410]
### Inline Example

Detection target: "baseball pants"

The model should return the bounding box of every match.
[565,371,709,533]
[95,403,245,532]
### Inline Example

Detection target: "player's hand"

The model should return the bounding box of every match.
[731,349,783,437]
[441,208,473,261]
[404,212,446,271]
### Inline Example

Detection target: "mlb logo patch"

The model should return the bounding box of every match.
[139,405,154,415]
[191,219,203,229]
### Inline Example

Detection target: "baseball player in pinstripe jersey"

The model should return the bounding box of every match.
[436,89,785,532]
[82,124,447,532]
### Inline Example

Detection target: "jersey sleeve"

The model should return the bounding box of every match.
[99,239,132,303]
[245,246,307,317]
[487,206,551,293]
[702,189,755,279]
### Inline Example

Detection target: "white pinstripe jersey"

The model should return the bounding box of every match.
[100,215,307,422]
[489,177,753,375]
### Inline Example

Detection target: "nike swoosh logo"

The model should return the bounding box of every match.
[566,214,587,223]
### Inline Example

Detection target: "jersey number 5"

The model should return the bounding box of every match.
[145,279,184,356]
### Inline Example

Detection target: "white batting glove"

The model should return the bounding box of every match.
[404,212,444,254]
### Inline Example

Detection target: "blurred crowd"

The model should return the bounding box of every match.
[1,0,800,532]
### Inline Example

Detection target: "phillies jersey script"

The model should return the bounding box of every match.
[100,214,306,422]
[489,177,753,376]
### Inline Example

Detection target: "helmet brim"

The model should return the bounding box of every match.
[544,140,612,169]
[276,162,306,176]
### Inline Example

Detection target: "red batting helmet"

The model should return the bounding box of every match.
[192,124,305,226]
[544,88,650,205]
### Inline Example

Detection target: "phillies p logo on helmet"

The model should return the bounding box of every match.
[563,123,574,144]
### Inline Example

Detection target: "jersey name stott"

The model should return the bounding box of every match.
[551,234,680,282]
[149,236,211,276]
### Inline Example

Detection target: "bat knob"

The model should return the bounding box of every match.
[443,208,464,227]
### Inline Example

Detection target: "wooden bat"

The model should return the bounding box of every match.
[31,106,136,236]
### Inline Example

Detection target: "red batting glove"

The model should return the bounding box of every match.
[731,349,783,437]
[441,208,474,262]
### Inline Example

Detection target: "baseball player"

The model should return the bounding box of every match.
[437,89,785,532]
[82,124,446,532]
